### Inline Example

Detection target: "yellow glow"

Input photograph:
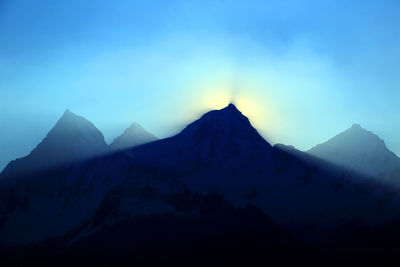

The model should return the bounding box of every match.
[189,76,282,142]
[192,78,233,111]
[202,90,231,110]
[195,79,266,125]
[234,95,263,126]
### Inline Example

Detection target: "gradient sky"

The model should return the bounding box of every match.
[1,0,400,170]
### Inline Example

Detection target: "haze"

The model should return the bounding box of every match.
[1,0,400,171]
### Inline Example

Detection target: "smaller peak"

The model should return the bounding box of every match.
[351,123,362,129]
[110,122,158,150]
[125,122,148,133]
[128,122,141,128]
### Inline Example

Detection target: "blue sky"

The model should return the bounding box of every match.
[1,0,400,170]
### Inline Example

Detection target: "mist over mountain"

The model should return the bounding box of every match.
[109,122,158,151]
[1,110,107,181]
[308,123,400,183]
[1,105,400,265]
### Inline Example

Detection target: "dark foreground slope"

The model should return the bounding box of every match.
[0,193,311,266]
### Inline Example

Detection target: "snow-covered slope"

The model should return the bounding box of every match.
[308,124,400,183]
[109,122,157,151]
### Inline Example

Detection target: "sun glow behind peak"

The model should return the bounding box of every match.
[195,79,266,128]
[205,91,232,110]
[185,76,284,146]
[234,96,263,125]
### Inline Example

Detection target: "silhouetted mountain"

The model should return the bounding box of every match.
[123,106,400,230]
[1,109,107,181]
[137,102,266,170]
[82,104,400,242]
[308,123,400,183]
[1,105,400,265]
[109,122,157,151]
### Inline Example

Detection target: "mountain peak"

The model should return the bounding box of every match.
[351,123,362,129]
[175,103,271,152]
[110,122,158,151]
[59,109,84,124]
[129,122,139,128]
[225,103,239,110]
[129,103,273,169]
[38,109,108,158]
[62,108,76,117]
[181,103,250,133]
[220,103,243,115]
[309,124,388,154]
[308,124,400,177]
[1,111,107,177]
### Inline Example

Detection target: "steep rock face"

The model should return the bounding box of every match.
[109,122,157,151]
[308,124,400,182]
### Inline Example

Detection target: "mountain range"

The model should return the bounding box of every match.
[1,104,400,265]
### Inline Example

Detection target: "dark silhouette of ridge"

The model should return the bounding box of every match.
[180,103,268,144]
[128,103,273,168]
